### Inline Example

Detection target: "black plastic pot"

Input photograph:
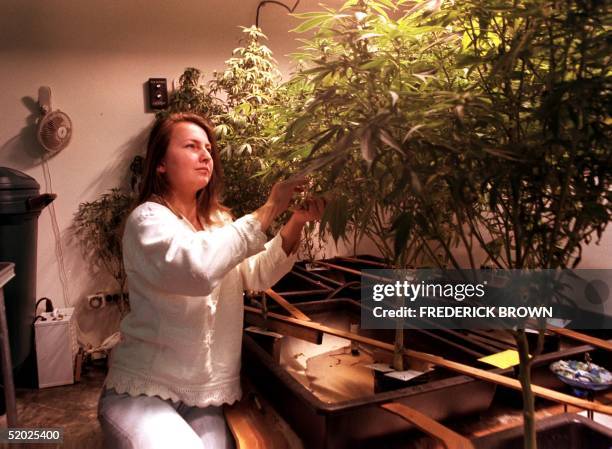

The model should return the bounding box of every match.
[472,413,612,449]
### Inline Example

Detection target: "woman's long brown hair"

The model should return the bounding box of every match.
[137,112,230,225]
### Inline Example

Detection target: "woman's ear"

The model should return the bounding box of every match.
[157,161,166,174]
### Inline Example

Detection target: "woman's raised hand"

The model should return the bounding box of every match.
[253,178,306,231]
[267,178,306,213]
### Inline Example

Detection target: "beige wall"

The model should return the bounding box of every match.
[1,1,610,344]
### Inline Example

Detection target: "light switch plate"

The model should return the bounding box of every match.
[148,78,168,110]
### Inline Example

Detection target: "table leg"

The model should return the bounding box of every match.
[0,288,17,427]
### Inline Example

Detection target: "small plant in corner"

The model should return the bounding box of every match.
[74,188,133,316]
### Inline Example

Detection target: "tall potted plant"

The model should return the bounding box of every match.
[428,2,612,447]
[209,26,284,220]
[277,0,611,448]
[74,188,133,316]
[272,0,464,369]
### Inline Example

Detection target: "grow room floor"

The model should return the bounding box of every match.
[2,360,611,449]
[0,360,304,449]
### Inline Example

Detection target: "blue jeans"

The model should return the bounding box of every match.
[97,388,236,449]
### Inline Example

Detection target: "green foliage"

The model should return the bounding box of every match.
[73,188,133,314]
[157,67,224,118]
[209,26,283,219]
[273,0,466,266]
[70,4,611,442]
[435,0,612,270]
[212,26,281,110]
[281,0,611,272]
[281,1,611,446]
[442,5,612,447]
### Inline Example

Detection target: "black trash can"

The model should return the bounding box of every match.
[0,167,55,371]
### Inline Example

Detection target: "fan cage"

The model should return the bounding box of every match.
[37,111,72,153]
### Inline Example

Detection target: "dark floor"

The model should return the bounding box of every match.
[2,359,306,449]
[1,361,106,449]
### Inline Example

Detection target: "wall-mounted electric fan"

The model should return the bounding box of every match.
[36,86,73,155]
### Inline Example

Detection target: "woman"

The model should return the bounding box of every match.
[98,112,323,449]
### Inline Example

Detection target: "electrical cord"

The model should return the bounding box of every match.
[41,155,71,308]
[40,155,89,350]
[256,0,301,28]
[35,297,54,314]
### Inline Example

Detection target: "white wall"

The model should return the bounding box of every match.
[1,0,610,345]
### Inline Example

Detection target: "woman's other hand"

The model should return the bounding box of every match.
[292,197,326,224]
[279,197,326,256]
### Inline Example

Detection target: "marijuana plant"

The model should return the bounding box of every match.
[275,0,465,369]
[433,2,612,447]
[210,26,284,220]
[282,1,611,448]
[158,67,224,119]
[73,188,133,316]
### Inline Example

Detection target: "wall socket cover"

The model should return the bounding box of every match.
[148,78,168,110]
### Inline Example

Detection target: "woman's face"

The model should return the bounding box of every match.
[157,121,214,197]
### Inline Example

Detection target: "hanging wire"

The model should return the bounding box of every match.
[255,0,301,28]
[41,155,71,309]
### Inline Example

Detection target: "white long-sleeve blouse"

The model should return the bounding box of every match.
[104,201,298,406]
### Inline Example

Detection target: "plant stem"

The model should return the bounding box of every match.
[516,329,537,449]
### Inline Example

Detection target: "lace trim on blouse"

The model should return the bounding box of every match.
[104,367,241,407]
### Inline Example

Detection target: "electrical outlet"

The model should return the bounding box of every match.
[87,291,128,309]
[87,292,106,309]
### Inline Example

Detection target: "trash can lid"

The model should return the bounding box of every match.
[0,167,40,191]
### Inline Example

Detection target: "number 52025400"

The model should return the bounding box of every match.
[2,428,63,443]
